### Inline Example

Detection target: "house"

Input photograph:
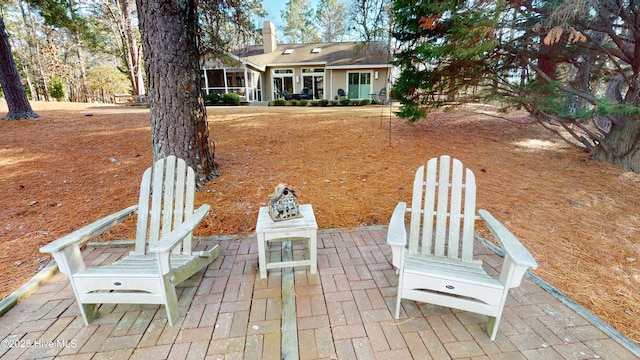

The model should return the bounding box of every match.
[200,21,392,104]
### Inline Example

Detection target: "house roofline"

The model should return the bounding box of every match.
[326,64,392,70]
[227,53,266,72]
[262,63,392,70]
[266,62,327,68]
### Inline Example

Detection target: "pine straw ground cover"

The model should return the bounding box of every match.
[1,100,638,343]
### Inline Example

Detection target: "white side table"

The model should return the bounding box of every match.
[256,204,318,279]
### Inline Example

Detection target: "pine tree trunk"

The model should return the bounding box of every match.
[135,0,216,187]
[590,29,640,172]
[592,117,640,172]
[447,72,456,102]
[0,16,38,120]
[537,35,559,77]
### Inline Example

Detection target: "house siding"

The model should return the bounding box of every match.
[201,64,390,103]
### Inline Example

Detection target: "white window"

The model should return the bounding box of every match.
[272,69,294,99]
[301,68,325,100]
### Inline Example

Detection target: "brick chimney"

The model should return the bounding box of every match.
[263,21,277,54]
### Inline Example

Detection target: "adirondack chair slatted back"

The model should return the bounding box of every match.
[408,155,476,261]
[135,156,195,255]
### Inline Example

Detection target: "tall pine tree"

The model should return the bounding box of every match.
[391,0,497,121]
[0,15,39,120]
[391,0,640,173]
[282,0,320,43]
[316,0,348,42]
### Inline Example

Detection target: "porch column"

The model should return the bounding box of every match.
[223,69,229,94]
[244,68,249,101]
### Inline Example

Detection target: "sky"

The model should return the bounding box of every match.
[260,0,320,29]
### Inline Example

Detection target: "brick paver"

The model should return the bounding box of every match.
[0,229,638,359]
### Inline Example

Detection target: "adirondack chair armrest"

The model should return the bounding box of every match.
[478,210,538,269]
[38,205,138,276]
[39,205,139,254]
[478,209,538,288]
[148,204,210,254]
[387,202,407,269]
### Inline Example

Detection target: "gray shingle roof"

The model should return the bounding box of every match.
[234,41,390,68]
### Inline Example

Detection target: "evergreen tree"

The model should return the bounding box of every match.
[0,15,39,120]
[391,0,640,173]
[391,0,497,121]
[27,0,93,101]
[316,0,347,42]
[94,0,145,97]
[282,0,320,43]
[199,0,265,54]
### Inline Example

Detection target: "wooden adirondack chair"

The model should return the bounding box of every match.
[387,155,537,340]
[39,156,220,326]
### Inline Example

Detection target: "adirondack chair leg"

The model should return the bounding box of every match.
[487,315,500,341]
[79,303,99,326]
[487,286,509,340]
[394,270,405,319]
[162,274,180,326]
[394,297,402,319]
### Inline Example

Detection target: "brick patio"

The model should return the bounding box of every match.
[0,228,638,359]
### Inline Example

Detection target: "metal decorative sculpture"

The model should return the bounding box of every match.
[268,183,302,221]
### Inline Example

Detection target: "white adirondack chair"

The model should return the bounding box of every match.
[39,156,220,326]
[387,155,537,340]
